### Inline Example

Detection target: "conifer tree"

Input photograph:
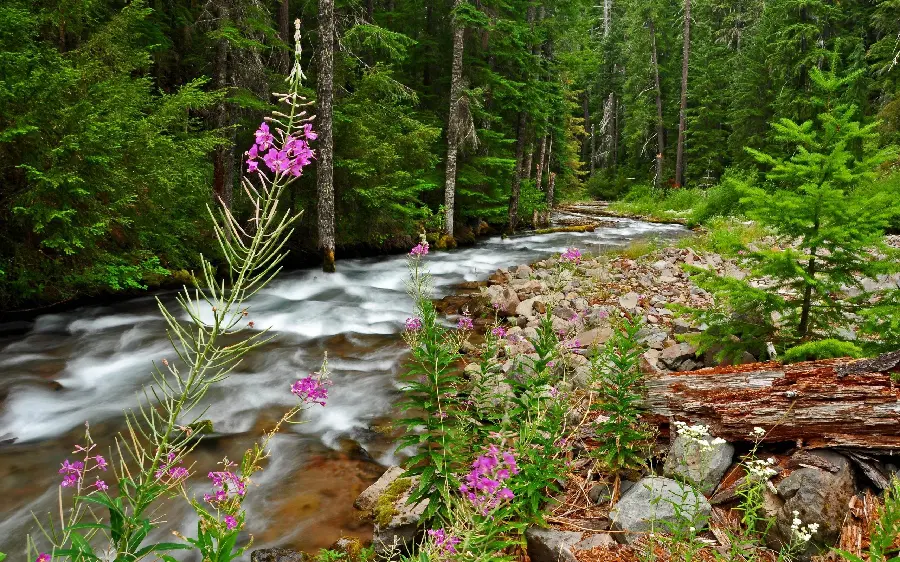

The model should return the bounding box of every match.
[686,65,898,356]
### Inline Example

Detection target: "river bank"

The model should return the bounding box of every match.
[351,222,900,562]
[0,213,686,558]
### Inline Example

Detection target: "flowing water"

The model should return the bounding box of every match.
[0,213,685,557]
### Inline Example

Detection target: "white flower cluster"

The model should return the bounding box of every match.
[674,420,727,452]
[752,426,766,437]
[746,457,778,480]
[790,511,819,544]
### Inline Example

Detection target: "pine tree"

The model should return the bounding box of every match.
[316,0,336,272]
[686,65,898,356]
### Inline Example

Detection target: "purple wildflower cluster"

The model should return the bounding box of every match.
[59,443,109,491]
[405,317,423,331]
[491,326,507,338]
[36,554,51,562]
[246,122,317,176]
[223,514,239,531]
[291,374,329,406]
[561,247,582,264]
[204,467,247,505]
[155,452,189,483]
[460,445,518,515]
[410,241,430,257]
[428,528,461,555]
[457,315,474,331]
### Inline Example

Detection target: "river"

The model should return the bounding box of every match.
[0,213,685,558]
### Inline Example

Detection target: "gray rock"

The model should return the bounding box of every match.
[516,297,538,319]
[372,491,429,556]
[767,451,855,558]
[663,435,735,495]
[485,285,521,316]
[659,343,698,370]
[251,549,307,562]
[525,527,582,562]
[553,305,577,321]
[579,326,613,348]
[619,291,641,310]
[610,476,712,544]
[514,264,533,279]
[354,466,405,512]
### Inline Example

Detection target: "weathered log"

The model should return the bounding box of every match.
[644,351,900,450]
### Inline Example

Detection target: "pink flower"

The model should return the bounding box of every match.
[95,455,107,471]
[291,375,329,406]
[95,479,109,491]
[491,326,507,338]
[247,160,259,173]
[224,515,238,530]
[457,316,474,331]
[410,242,429,257]
[428,528,460,554]
[36,554,51,562]
[460,445,518,515]
[405,317,423,331]
[254,122,274,150]
[561,248,582,264]
[303,123,318,140]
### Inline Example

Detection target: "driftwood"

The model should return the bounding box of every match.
[644,350,900,451]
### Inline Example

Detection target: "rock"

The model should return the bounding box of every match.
[516,297,538,319]
[641,349,662,373]
[553,305,577,322]
[584,307,612,328]
[372,487,429,555]
[525,527,582,562]
[767,451,856,558]
[579,326,613,348]
[485,285,520,316]
[609,476,712,544]
[575,533,616,550]
[659,343,698,370]
[619,291,640,310]
[251,549,307,562]
[354,466,405,512]
[672,318,696,334]
[514,265,533,279]
[663,435,735,495]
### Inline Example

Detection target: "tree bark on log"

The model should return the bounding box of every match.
[643,351,900,450]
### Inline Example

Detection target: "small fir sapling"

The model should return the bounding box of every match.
[681,64,899,360]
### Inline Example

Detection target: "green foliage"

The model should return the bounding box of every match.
[684,67,900,355]
[688,170,755,225]
[782,339,864,363]
[590,317,651,476]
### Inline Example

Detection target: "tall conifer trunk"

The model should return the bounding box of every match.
[317,0,336,272]
[649,18,665,190]
[443,0,466,237]
[509,110,527,231]
[278,0,291,73]
[675,0,691,188]
[213,4,234,212]
[535,134,547,192]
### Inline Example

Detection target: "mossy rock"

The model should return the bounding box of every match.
[373,477,411,527]
[434,234,458,250]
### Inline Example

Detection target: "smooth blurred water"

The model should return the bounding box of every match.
[0,214,685,557]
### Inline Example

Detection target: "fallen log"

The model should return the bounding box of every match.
[643,350,900,451]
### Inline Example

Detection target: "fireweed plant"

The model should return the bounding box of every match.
[25,21,324,562]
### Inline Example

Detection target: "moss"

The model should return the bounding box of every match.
[783,339,864,364]
[373,477,411,527]
[533,224,597,235]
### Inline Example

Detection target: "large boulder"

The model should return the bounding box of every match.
[354,466,405,512]
[609,476,712,544]
[767,451,856,558]
[663,435,735,495]
[659,343,698,370]
[354,466,428,555]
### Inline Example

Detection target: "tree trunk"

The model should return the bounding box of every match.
[649,18,665,190]
[424,4,433,87]
[643,351,900,451]
[547,171,556,209]
[443,0,466,237]
[581,92,591,164]
[535,134,548,192]
[603,0,612,38]
[278,0,291,74]
[675,0,691,188]
[524,133,534,181]
[212,4,234,212]
[590,123,596,176]
[317,0,336,273]
[509,111,527,232]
